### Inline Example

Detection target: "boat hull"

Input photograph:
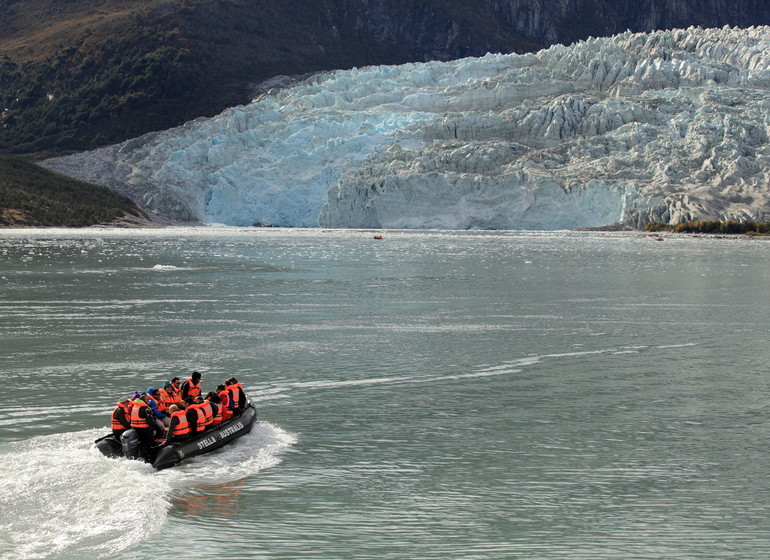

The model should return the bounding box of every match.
[94,433,123,458]
[153,404,258,469]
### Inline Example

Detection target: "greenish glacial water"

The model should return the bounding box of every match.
[1,228,769,560]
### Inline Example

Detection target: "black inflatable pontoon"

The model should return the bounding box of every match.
[95,402,258,469]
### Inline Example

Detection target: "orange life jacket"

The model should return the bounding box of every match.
[111,402,131,431]
[201,400,214,427]
[188,403,206,432]
[167,387,184,408]
[130,400,151,429]
[210,400,222,427]
[169,410,190,437]
[185,377,202,399]
[227,382,243,409]
[218,390,232,421]
[157,391,172,413]
[166,385,178,401]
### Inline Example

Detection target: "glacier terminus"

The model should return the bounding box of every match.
[43,26,770,229]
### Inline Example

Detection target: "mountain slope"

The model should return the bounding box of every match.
[0,155,144,226]
[3,0,770,154]
[42,27,770,229]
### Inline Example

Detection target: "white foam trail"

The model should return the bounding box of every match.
[0,423,295,560]
[259,342,701,400]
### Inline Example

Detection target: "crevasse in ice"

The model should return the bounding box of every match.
[43,26,770,228]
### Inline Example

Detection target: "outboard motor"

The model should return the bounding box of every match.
[121,429,144,460]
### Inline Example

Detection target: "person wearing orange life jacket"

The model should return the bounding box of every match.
[185,402,200,435]
[217,384,232,422]
[170,377,183,399]
[130,393,158,450]
[111,397,132,438]
[206,392,223,427]
[164,404,191,444]
[186,398,207,433]
[146,388,170,429]
[196,396,214,430]
[158,382,174,410]
[161,377,182,408]
[225,377,246,416]
[152,388,168,415]
[181,371,202,404]
[163,380,184,408]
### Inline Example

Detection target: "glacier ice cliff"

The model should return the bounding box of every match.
[43,26,770,229]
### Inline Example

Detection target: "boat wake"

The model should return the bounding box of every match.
[0,422,295,560]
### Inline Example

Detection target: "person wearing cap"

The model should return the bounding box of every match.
[181,371,202,404]
[158,382,173,409]
[160,381,183,409]
[164,404,191,445]
[111,397,132,438]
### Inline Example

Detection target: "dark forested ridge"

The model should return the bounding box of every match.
[0,155,145,226]
[2,0,770,155]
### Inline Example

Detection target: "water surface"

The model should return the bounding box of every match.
[1,228,769,559]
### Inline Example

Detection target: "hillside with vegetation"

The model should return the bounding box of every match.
[0,155,144,226]
[2,0,217,153]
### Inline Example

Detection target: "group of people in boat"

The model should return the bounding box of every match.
[110,371,247,450]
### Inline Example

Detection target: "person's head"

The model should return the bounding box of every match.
[216,384,225,392]
[194,396,204,404]
[172,377,181,387]
[168,404,178,414]
[163,381,172,390]
[226,377,238,385]
[119,396,130,404]
[140,392,149,403]
[192,371,202,382]
[206,391,220,403]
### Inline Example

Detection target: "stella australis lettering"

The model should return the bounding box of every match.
[196,421,245,450]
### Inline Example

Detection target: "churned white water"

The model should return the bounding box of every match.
[0,424,295,559]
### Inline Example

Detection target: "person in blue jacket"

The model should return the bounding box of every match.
[146,387,170,429]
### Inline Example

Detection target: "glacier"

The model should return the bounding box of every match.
[43,26,770,229]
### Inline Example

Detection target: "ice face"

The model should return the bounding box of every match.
[43,26,770,228]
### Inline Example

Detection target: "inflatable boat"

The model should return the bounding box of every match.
[95,401,258,469]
